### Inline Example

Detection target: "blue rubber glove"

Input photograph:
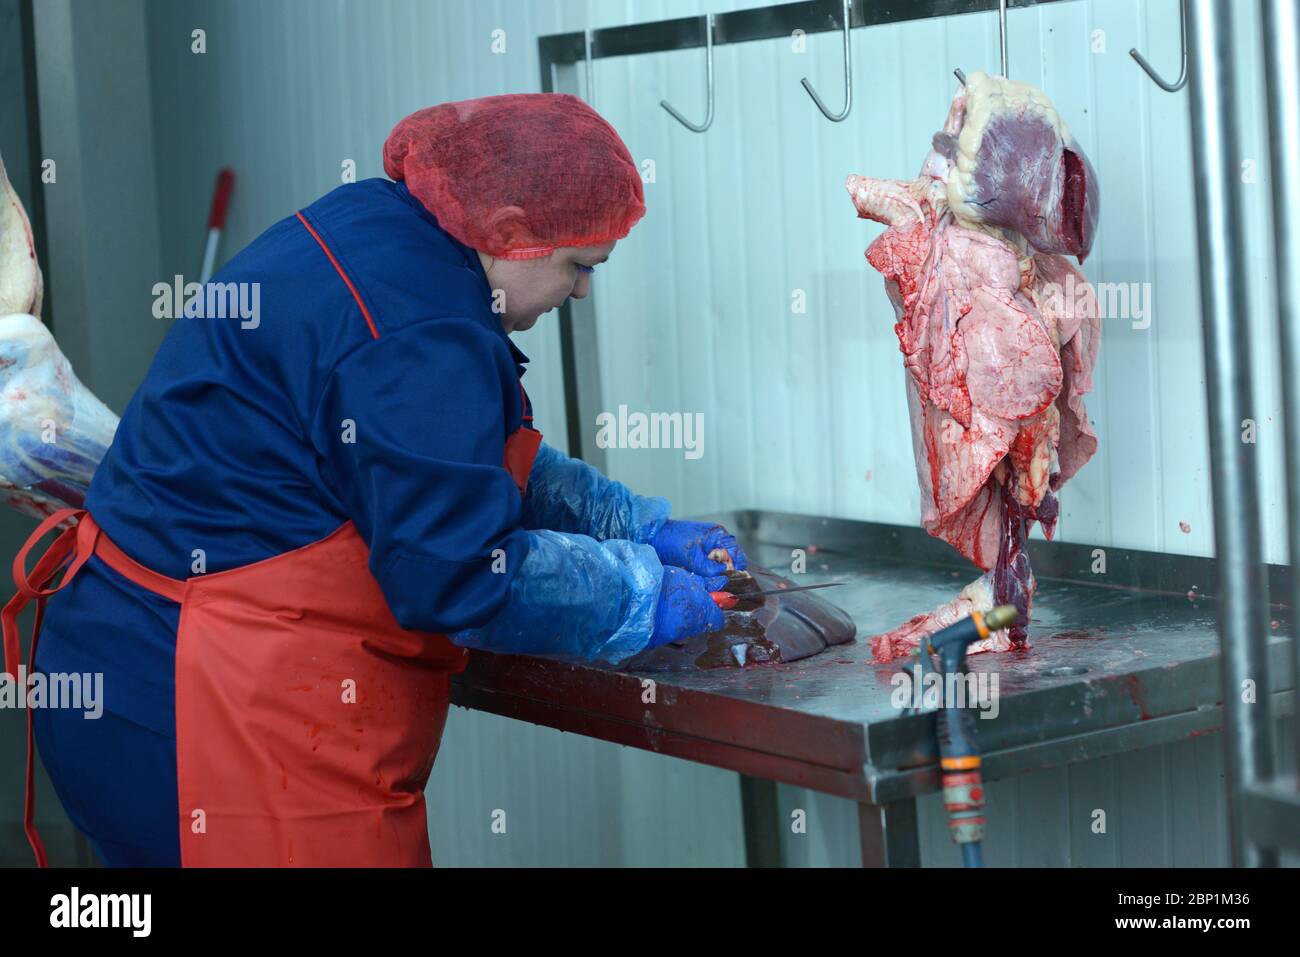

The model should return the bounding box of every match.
[650,520,749,577]
[448,529,664,665]
[522,442,671,544]
[648,566,727,649]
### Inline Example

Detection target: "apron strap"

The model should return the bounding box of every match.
[3,510,188,866]
[4,508,88,673]
[91,522,187,603]
[518,380,533,424]
[2,507,91,868]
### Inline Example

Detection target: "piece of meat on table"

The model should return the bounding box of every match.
[870,572,1009,661]
[847,71,1101,661]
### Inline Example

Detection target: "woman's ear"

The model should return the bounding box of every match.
[484,205,533,250]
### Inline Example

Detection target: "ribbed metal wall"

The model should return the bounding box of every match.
[138,0,1290,866]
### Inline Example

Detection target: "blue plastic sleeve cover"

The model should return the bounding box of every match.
[521,441,671,545]
[449,529,665,665]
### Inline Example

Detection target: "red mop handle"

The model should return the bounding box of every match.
[207,168,236,230]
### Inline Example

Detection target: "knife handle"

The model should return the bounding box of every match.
[710,591,739,610]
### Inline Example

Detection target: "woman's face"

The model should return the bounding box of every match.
[477,242,617,333]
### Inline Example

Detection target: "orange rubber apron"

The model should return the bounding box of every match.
[4,383,542,867]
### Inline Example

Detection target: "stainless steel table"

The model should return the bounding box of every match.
[451,510,1295,866]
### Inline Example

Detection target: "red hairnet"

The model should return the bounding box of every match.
[383,93,646,260]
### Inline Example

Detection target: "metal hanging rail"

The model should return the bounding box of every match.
[540,0,1065,76]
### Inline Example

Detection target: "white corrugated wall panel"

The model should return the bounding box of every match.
[139,0,1290,866]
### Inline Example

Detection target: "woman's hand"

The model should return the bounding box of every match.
[648,566,728,648]
[649,520,749,577]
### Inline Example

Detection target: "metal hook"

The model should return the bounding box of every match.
[954,0,1006,87]
[801,0,853,122]
[1130,0,1187,92]
[660,13,714,132]
[585,29,596,104]
[998,0,1008,78]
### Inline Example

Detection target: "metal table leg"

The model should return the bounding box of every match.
[858,798,921,867]
[739,774,785,867]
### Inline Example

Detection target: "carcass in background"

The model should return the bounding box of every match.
[847,71,1101,660]
[0,152,118,518]
[0,151,42,317]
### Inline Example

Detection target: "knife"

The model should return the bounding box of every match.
[709,581,844,610]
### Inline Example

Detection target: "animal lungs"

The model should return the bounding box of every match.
[847,71,1101,660]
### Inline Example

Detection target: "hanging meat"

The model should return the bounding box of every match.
[0,151,118,517]
[0,152,42,318]
[846,71,1101,660]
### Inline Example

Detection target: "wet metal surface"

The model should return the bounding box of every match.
[452,511,1294,802]
[654,540,1229,723]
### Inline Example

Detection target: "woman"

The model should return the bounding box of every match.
[12,93,747,867]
